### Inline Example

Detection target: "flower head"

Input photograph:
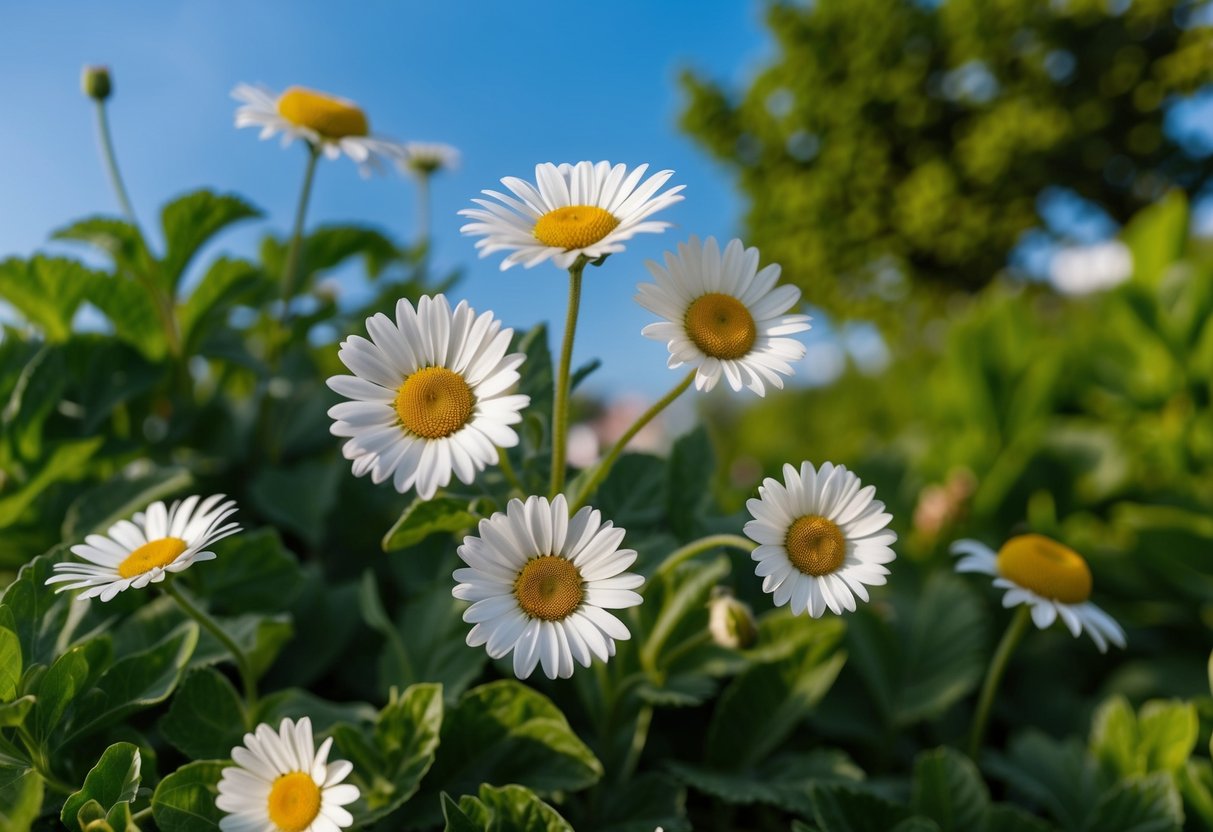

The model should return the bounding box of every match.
[952,534,1126,652]
[452,495,643,679]
[459,161,684,270]
[45,495,239,602]
[232,83,405,174]
[327,295,529,500]
[744,462,896,617]
[217,716,359,832]
[398,141,460,177]
[636,236,812,396]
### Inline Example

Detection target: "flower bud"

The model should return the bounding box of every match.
[82,65,112,101]
[708,587,757,650]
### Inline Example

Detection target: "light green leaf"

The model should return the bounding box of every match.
[179,257,265,354]
[160,190,261,291]
[160,668,247,760]
[52,216,149,276]
[1091,696,1139,778]
[0,438,104,527]
[456,784,573,832]
[911,747,990,832]
[0,696,34,728]
[0,768,42,832]
[61,467,193,540]
[670,750,862,817]
[32,637,112,744]
[61,742,141,832]
[80,272,164,358]
[0,605,20,702]
[383,496,480,552]
[151,760,225,832]
[1122,190,1187,289]
[0,549,80,666]
[1137,700,1198,774]
[0,257,98,341]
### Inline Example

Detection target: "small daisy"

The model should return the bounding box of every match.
[398,141,461,177]
[45,495,240,602]
[636,236,812,396]
[232,83,405,173]
[327,294,529,500]
[452,494,643,680]
[951,535,1126,652]
[744,462,896,617]
[458,160,684,270]
[217,716,359,832]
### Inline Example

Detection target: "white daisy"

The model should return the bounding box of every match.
[45,495,240,602]
[452,494,643,680]
[458,160,684,270]
[743,462,896,617]
[398,141,461,176]
[216,716,359,832]
[636,236,812,396]
[951,535,1126,652]
[232,83,405,173]
[327,294,529,500]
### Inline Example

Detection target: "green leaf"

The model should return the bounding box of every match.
[179,257,265,354]
[61,467,194,540]
[192,613,292,680]
[61,742,141,832]
[0,768,42,832]
[516,324,554,434]
[985,804,1055,832]
[32,637,112,744]
[80,273,165,358]
[1088,773,1182,832]
[188,528,302,615]
[594,454,668,529]
[641,556,730,673]
[0,605,20,702]
[985,732,1103,832]
[302,225,398,282]
[160,190,261,291]
[442,792,483,832]
[670,750,863,817]
[1178,760,1213,831]
[151,760,225,832]
[666,426,714,539]
[248,458,340,549]
[254,688,376,735]
[383,496,480,551]
[0,549,78,666]
[0,696,34,728]
[456,784,574,832]
[588,771,691,832]
[0,438,104,527]
[1091,696,1139,778]
[911,748,990,832]
[0,257,98,341]
[1122,190,1187,289]
[160,668,247,760]
[1090,697,1198,778]
[2,342,64,461]
[52,216,150,276]
[811,785,911,832]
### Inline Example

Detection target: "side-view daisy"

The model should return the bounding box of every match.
[952,534,1126,652]
[452,494,643,680]
[45,495,240,602]
[217,716,359,832]
[636,236,812,396]
[327,294,529,500]
[232,83,405,172]
[744,461,896,617]
[458,160,684,270]
[397,141,461,177]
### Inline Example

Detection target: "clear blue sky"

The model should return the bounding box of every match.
[0,0,788,398]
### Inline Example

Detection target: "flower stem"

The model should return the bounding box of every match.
[651,534,756,584]
[569,370,695,512]
[280,144,321,314]
[496,445,524,495]
[618,703,653,784]
[415,171,432,251]
[164,582,258,720]
[93,100,137,225]
[549,258,586,498]
[968,605,1032,758]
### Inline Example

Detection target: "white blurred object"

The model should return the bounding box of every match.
[566,423,601,469]
[1049,241,1133,295]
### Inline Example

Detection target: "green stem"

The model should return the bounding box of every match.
[131,807,154,823]
[569,370,695,512]
[415,171,432,252]
[280,144,321,313]
[93,100,137,225]
[618,703,653,784]
[16,726,77,795]
[164,582,258,719]
[651,534,756,584]
[549,258,586,497]
[968,605,1032,758]
[496,445,524,494]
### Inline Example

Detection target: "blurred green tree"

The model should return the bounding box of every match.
[680,0,1213,323]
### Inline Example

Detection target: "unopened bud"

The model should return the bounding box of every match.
[708,587,757,650]
[82,65,112,101]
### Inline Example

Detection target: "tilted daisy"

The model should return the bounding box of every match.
[232,83,405,172]
[951,534,1126,652]
[217,716,359,832]
[458,160,684,270]
[452,494,643,680]
[744,462,896,617]
[636,236,812,396]
[45,495,239,602]
[398,141,461,176]
[327,294,529,500]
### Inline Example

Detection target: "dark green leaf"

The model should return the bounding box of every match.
[811,784,911,832]
[985,732,1104,831]
[670,750,863,817]
[160,668,247,760]
[911,747,989,832]
[593,454,668,529]
[666,426,714,539]
[442,792,482,832]
[188,528,302,615]
[589,771,691,832]
[150,761,225,832]
[248,459,340,549]
[1088,773,1182,832]
[0,438,104,527]
[457,784,573,832]
[383,496,480,552]
[254,688,376,735]
[32,637,112,744]
[985,804,1055,832]
[61,742,141,832]
[160,190,260,291]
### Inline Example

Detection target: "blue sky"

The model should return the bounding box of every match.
[0,0,788,398]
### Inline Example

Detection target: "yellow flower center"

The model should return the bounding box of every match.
[395,367,475,439]
[276,86,368,139]
[532,205,620,250]
[785,515,846,576]
[685,293,758,360]
[266,771,321,832]
[513,556,584,621]
[997,534,1092,604]
[117,537,188,579]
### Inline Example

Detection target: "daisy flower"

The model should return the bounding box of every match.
[216,716,359,832]
[636,236,812,396]
[327,294,529,500]
[398,141,461,176]
[452,494,643,680]
[232,83,405,173]
[458,160,684,270]
[744,462,896,617]
[45,495,239,602]
[951,534,1126,652]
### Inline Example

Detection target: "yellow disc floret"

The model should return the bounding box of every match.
[685,293,758,360]
[997,534,1092,604]
[266,771,322,832]
[513,556,584,621]
[117,537,189,578]
[785,515,846,576]
[532,206,620,250]
[276,86,368,139]
[395,367,475,439]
